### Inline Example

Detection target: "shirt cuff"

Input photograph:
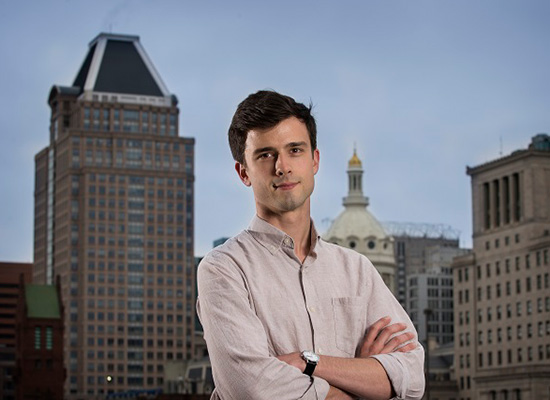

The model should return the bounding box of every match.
[311,376,330,399]
[370,354,409,400]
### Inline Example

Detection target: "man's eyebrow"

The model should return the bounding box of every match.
[286,141,308,148]
[252,146,277,156]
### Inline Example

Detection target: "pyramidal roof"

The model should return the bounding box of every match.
[74,33,169,96]
[50,33,173,104]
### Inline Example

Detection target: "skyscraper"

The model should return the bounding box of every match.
[33,33,195,398]
[453,134,550,399]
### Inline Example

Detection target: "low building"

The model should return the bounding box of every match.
[14,277,65,400]
[0,262,32,400]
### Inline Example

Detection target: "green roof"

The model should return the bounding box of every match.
[25,285,61,319]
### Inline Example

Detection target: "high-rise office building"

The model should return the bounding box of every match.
[383,223,461,308]
[33,33,195,398]
[406,245,469,346]
[453,134,550,399]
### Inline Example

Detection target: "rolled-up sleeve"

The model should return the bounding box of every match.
[197,251,330,400]
[364,258,425,400]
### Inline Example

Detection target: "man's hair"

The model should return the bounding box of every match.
[228,90,317,164]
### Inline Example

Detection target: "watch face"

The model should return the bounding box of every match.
[303,351,319,363]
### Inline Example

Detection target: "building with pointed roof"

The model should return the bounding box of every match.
[323,150,397,292]
[34,33,196,398]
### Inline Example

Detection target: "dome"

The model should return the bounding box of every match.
[324,207,387,241]
[348,151,362,168]
[322,148,397,292]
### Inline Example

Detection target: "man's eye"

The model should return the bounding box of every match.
[290,148,303,153]
[258,153,272,159]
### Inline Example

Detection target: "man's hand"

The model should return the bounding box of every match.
[359,316,416,358]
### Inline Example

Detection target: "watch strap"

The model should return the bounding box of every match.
[303,360,316,376]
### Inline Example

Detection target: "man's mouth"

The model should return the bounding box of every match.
[273,182,298,190]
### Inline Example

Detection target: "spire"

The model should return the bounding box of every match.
[343,147,369,208]
[349,143,362,168]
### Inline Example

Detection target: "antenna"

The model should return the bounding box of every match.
[499,135,503,156]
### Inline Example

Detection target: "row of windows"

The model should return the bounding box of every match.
[478,345,549,367]
[73,151,189,172]
[477,321,550,344]
[456,249,549,283]
[34,326,54,350]
[84,337,189,348]
[82,287,190,298]
[87,200,188,213]
[72,375,165,389]
[458,346,550,370]
[72,137,192,153]
[484,233,521,250]
[84,173,190,186]
[458,297,550,325]
[82,108,177,136]
[70,312,192,325]
[458,321,550,347]
[70,261,188,273]
[477,274,549,302]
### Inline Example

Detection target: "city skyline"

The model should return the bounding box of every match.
[1,0,549,260]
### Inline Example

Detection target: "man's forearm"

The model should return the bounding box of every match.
[278,352,393,399]
[327,385,357,400]
[316,356,393,400]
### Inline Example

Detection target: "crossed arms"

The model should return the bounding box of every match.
[197,250,425,400]
[277,317,418,399]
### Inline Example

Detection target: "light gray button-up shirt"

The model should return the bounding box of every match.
[197,216,424,400]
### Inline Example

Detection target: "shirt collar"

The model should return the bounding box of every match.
[247,215,321,258]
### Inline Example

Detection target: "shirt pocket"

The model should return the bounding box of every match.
[331,296,367,357]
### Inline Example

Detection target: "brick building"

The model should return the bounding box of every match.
[0,262,32,400]
[33,33,196,398]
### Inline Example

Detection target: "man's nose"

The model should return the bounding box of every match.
[275,154,291,176]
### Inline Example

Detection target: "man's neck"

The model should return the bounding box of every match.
[257,205,312,263]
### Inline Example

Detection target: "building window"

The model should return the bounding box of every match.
[46,326,53,350]
[34,327,41,349]
[483,182,491,229]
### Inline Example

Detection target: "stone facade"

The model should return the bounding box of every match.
[453,134,550,400]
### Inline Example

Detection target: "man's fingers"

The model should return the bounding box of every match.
[381,331,415,353]
[363,316,391,344]
[396,342,417,353]
[374,322,408,347]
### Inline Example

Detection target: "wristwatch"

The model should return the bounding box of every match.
[300,350,320,376]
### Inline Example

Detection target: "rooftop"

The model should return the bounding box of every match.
[25,284,61,319]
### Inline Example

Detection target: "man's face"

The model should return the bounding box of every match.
[236,116,320,217]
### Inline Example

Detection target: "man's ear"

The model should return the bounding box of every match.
[313,149,320,175]
[235,162,252,187]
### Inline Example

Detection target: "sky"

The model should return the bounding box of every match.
[0,0,549,261]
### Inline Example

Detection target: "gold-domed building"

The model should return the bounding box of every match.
[323,149,397,292]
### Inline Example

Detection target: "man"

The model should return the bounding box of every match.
[197,90,425,399]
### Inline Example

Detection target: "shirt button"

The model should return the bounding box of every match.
[308,306,315,313]
[283,237,291,247]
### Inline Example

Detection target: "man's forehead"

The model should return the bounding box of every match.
[245,117,310,148]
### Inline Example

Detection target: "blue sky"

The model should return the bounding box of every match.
[0,0,548,260]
